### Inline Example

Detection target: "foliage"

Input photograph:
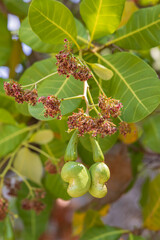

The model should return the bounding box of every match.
[0,0,160,239]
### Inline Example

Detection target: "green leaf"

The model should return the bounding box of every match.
[43,138,67,158]
[30,129,54,145]
[14,147,43,185]
[15,102,31,117]
[16,183,53,240]
[3,0,29,18]
[80,133,118,153]
[19,17,63,53]
[3,216,15,240]
[142,115,160,153]
[0,108,17,125]
[80,0,125,41]
[142,174,160,230]
[91,63,114,80]
[95,52,160,122]
[19,57,83,120]
[80,225,127,240]
[0,13,12,65]
[113,5,160,50]
[0,125,27,158]
[29,0,79,49]
[128,234,145,240]
[44,173,71,200]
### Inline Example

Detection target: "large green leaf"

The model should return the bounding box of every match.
[111,5,160,50]
[80,226,127,240]
[44,173,71,200]
[80,0,125,42]
[142,115,160,153]
[0,125,27,158]
[19,57,83,120]
[19,17,62,53]
[29,0,79,48]
[94,52,160,122]
[16,183,53,240]
[142,174,160,230]
[0,13,12,66]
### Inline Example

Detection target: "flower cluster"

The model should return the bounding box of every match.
[56,39,92,81]
[4,82,38,106]
[119,122,131,136]
[38,95,61,119]
[4,178,21,197]
[21,189,46,214]
[0,197,8,221]
[68,109,116,137]
[99,95,123,118]
[45,160,57,174]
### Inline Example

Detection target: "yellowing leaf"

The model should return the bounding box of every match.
[91,63,113,80]
[98,204,110,217]
[14,147,43,185]
[30,129,54,145]
[119,1,138,28]
[72,212,86,236]
[119,123,139,144]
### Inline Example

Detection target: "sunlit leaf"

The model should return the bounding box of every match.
[95,52,160,122]
[29,0,79,48]
[0,108,17,125]
[113,5,160,50]
[80,0,125,41]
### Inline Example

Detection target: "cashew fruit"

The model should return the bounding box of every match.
[61,161,91,198]
[89,162,110,198]
[64,130,78,161]
[90,137,104,162]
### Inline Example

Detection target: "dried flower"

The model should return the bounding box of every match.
[21,198,33,211]
[32,200,46,215]
[99,95,123,118]
[0,197,8,221]
[56,39,92,81]
[119,122,131,136]
[34,189,46,199]
[4,178,21,197]
[38,95,61,119]
[4,82,38,105]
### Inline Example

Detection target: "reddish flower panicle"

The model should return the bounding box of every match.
[56,39,92,81]
[68,109,117,138]
[119,122,131,136]
[45,160,57,174]
[38,95,61,119]
[4,82,38,105]
[99,95,123,118]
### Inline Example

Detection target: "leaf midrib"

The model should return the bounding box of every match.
[90,0,102,42]
[107,16,160,46]
[81,229,129,240]
[94,52,150,113]
[31,5,79,49]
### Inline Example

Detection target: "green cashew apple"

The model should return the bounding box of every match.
[61,162,91,198]
[89,162,110,198]
[64,130,78,161]
[90,137,104,162]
